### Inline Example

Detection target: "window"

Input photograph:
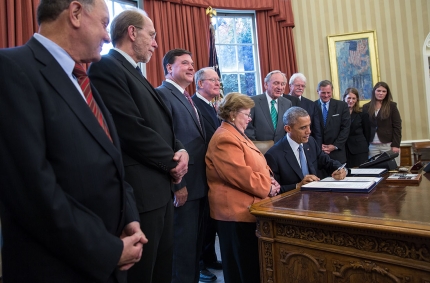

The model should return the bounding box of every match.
[212,12,261,96]
[102,0,138,55]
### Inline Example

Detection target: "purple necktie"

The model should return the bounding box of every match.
[183,91,202,129]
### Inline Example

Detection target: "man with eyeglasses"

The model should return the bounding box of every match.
[89,9,189,283]
[245,70,292,143]
[192,67,222,282]
[288,73,322,146]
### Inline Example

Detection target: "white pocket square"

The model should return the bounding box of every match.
[332,114,339,117]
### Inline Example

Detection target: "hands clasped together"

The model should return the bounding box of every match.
[118,222,148,271]
[268,177,281,197]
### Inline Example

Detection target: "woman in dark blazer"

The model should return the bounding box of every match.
[362,82,402,165]
[343,88,371,167]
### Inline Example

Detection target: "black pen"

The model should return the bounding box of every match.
[336,163,347,172]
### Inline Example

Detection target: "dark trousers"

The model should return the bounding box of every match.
[199,196,218,270]
[127,201,174,283]
[216,220,260,283]
[172,197,205,283]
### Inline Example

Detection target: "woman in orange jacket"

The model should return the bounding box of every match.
[205,93,280,283]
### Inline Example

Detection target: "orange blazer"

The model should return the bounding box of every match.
[205,122,272,222]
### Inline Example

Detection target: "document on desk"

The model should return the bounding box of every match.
[349,168,387,176]
[301,177,383,193]
[321,177,381,182]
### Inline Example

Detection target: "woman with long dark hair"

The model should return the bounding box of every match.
[343,88,371,167]
[362,82,402,165]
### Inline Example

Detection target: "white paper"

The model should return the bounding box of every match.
[350,168,387,175]
[321,177,381,182]
[302,181,374,189]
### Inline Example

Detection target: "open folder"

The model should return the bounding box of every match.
[301,177,383,193]
[349,168,387,176]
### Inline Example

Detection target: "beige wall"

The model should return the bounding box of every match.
[291,0,430,142]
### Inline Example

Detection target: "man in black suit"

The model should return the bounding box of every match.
[245,70,292,143]
[283,93,301,106]
[0,1,146,282]
[315,80,351,163]
[265,107,346,193]
[88,9,189,283]
[192,67,222,282]
[156,49,208,283]
[287,73,322,146]
[282,73,301,107]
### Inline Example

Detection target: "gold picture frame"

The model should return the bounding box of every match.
[327,30,380,106]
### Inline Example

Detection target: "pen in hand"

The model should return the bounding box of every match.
[336,163,347,172]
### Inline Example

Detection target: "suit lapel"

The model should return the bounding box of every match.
[316,100,324,129]
[109,50,165,107]
[163,81,204,137]
[224,123,261,154]
[30,38,122,172]
[326,100,337,127]
[193,96,220,131]
[259,95,274,130]
[282,137,303,178]
[277,98,287,128]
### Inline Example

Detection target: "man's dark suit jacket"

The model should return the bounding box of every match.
[245,94,292,143]
[283,93,301,106]
[346,111,371,167]
[0,37,138,283]
[157,81,208,200]
[362,102,402,148]
[265,136,342,193]
[88,49,184,213]
[299,96,322,146]
[192,94,221,145]
[315,99,351,163]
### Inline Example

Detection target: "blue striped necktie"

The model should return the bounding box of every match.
[299,144,309,176]
[323,102,328,126]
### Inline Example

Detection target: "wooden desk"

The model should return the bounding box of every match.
[250,174,430,282]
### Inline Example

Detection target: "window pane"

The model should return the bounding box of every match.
[102,0,137,55]
[238,45,254,72]
[218,45,237,71]
[236,18,252,44]
[240,73,257,96]
[216,18,235,44]
[222,74,239,94]
[214,13,260,97]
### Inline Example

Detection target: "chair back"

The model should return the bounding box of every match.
[253,140,274,155]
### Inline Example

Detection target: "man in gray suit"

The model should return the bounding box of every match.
[245,70,292,143]
[156,49,207,283]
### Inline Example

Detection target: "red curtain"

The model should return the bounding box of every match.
[144,0,210,93]
[1,0,297,87]
[145,0,297,92]
[256,11,297,83]
[0,0,39,48]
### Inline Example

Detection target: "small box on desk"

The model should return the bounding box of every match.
[386,173,422,185]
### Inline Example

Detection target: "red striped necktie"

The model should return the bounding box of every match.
[73,63,112,142]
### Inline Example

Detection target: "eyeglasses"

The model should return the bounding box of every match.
[293,84,306,88]
[238,111,252,118]
[201,78,221,83]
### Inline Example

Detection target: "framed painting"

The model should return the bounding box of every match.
[327,31,380,106]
